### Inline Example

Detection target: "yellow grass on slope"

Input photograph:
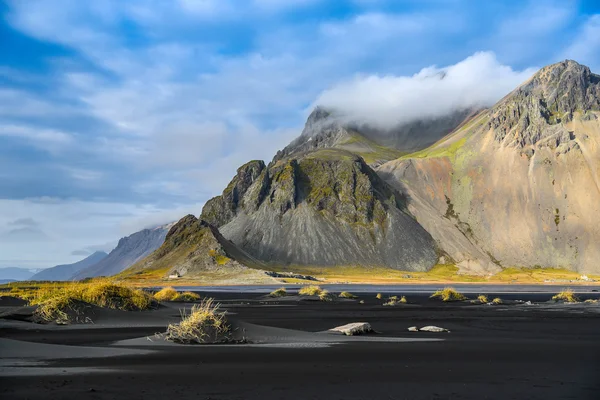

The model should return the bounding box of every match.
[383,295,407,306]
[269,287,287,297]
[6,279,155,323]
[431,287,467,302]
[318,290,336,302]
[338,291,358,299]
[154,287,200,302]
[165,298,230,344]
[552,289,579,303]
[476,294,489,304]
[298,285,323,296]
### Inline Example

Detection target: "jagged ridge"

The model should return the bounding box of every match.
[202,149,438,270]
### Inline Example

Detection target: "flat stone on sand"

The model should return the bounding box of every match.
[419,326,450,333]
[329,322,373,336]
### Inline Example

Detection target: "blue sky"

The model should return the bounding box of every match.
[1,0,599,269]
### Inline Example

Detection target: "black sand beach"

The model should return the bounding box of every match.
[2,288,600,400]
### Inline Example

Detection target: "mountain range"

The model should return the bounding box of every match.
[0,267,41,283]
[30,251,108,281]
[103,60,600,279]
[73,223,173,280]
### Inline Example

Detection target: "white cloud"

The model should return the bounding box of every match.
[313,51,536,130]
[0,124,72,154]
[0,198,194,268]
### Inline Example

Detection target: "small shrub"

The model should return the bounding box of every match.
[376,293,382,300]
[552,289,579,303]
[431,287,467,302]
[269,287,287,297]
[476,294,488,304]
[165,298,229,344]
[383,295,407,306]
[155,287,200,302]
[491,297,503,305]
[299,285,323,296]
[175,291,201,302]
[339,291,358,299]
[584,299,598,304]
[154,287,179,301]
[319,290,336,302]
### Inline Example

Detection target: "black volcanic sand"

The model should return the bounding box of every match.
[1,290,600,399]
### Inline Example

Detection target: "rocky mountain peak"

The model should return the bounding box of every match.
[489,60,599,148]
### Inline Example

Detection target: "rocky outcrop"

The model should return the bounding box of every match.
[201,149,438,271]
[31,251,107,281]
[73,224,172,280]
[379,60,600,273]
[124,215,267,279]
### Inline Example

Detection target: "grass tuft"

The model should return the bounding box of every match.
[476,294,488,304]
[176,291,201,302]
[165,298,230,344]
[269,287,287,297]
[339,291,358,299]
[376,293,382,300]
[430,287,467,302]
[318,290,336,302]
[298,285,323,296]
[154,287,200,302]
[552,289,579,303]
[491,297,503,305]
[16,279,156,324]
[154,287,179,301]
[383,295,407,306]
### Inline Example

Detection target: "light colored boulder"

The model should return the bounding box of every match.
[329,322,373,336]
[419,326,450,333]
[407,326,418,332]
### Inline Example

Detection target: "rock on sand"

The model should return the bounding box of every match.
[329,322,373,336]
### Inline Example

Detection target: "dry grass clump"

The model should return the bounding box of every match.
[269,287,287,297]
[19,280,155,324]
[552,289,579,303]
[34,295,78,325]
[376,293,382,299]
[154,287,200,302]
[319,290,336,302]
[79,281,153,310]
[584,299,599,304]
[491,297,503,305]
[476,294,488,304]
[383,295,407,306]
[154,287,179,301]
[165,298,230,344]
[176,291,201,302]
[339,291,358,299]
[299,285,323,296]
[431,287,467,302]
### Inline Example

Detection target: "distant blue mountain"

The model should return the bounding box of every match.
[30,251,108,281]
[0,267,36,282]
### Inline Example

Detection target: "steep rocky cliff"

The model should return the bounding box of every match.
[378,60,600,273]
[202,149,438,271]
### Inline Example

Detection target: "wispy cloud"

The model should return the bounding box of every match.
[314,52,536,129]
